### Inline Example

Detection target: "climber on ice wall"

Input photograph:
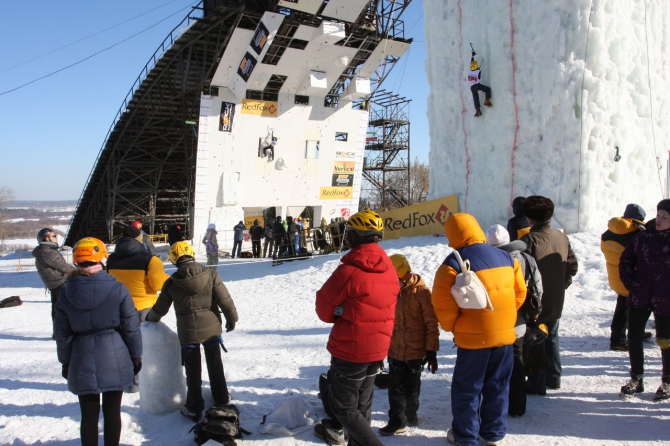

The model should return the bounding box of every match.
[468,45,492,117]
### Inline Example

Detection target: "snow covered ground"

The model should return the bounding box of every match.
[0,232,668,445]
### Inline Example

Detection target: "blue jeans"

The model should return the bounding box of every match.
[451,345,513,446]
[293,234,300,253]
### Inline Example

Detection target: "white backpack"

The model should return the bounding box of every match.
[450,250,494,311]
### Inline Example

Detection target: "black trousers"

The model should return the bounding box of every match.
[387,357,423,426]
[508,337,526,417]
[251,240,261,258]
[323,357,384,446]
[610,294,628,345]
[78,391,123,446]
[628,307,670,377]
[182,337,229,413]
[49,286,63,324]
[470,83,492,109]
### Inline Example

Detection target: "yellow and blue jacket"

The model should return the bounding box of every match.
[600,217,645,296]
[432,213,526,349]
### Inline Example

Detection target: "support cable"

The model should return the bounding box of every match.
[0,0,185,75]
[0,0,199,97]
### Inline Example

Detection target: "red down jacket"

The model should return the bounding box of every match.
[316,242,399,363]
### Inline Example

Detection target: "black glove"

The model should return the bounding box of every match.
[61,363,69,380]
[423,351,438,374]
[132,358,142,375]
[225,321,236,332]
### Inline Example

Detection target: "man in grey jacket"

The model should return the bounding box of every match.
[32,228,77,337]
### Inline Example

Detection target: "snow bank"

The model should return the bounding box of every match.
[424,0,669,232]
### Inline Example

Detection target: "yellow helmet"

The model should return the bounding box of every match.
[73,237,108,265]
[470,60,479,71]
[346,210,384,237]
[389,254,411,279]
[169,241,195,264]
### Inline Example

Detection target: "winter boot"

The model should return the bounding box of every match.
[314,419,345,445]
[180,406,202,422]
[379,420,407,436]
[479,438,503,446]
[474,109,482,117]
[406,411,419,426]
[654,376,670,401]
[621,373,644,396]
[484,98,492,107]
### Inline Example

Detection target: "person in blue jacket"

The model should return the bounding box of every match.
[54,237,142,446]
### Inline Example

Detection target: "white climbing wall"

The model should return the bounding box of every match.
[424,0,670,232]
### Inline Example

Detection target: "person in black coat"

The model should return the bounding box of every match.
[507,196,530,241]
[272,216,288,257]
[249,219,264,258]
[168,224,183,247]
[55,237,142,446]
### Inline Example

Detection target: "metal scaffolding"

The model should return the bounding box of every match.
[66,0,413,246]
[362,90,411,209]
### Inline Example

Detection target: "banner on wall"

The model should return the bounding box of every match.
[219,102,235,132]
[244,215,264,229]
[378,194,459,240]
[320,187,353,200]
[237,52,257,82]
[333,161,355,174]
[250,22,270,55]
[241,99,278,117]
[331,174,354,187]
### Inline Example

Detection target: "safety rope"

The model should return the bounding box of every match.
[578,0,594,232]
[643,0,666,198]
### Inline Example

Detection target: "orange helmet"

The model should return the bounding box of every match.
[132,221,142,230]
[73,237,108,264]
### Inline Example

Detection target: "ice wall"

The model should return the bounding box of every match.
[424,0,669,232]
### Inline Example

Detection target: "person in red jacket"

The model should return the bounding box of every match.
[314,210,398,446]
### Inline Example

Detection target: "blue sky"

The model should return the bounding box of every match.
[0,1,428,201]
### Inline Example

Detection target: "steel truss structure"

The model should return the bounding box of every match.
[66,0,412,246]
[362,90,410,209]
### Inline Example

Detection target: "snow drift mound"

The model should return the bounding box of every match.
[424,0,669,232]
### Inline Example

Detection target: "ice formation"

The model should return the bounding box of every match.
[424,0,669,232]
[139,321,186,415]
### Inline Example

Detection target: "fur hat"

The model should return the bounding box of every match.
[623,204,646,221]
[658,199,670,215]
[123,225,142,241]
[523,196,554,222]
[486,224,510,247]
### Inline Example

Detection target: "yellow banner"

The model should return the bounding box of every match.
[319,187,354,200]
[333,161,355,174]
[241,99,278,117]
[244,215,264,229]
[378,195,459,240]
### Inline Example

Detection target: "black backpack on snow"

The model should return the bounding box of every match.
[190,404,250,446]
[0,296,22,308]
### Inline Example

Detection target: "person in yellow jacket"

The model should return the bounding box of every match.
[107,225,170,392]
[432,213,525,446]
[600,203,648,351]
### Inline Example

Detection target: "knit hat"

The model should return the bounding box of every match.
[523,196,554,221]
[486,224,510,247]
[623,204,646,221]
[658,199,670,215]
[123,225,142,241]
[207,223,216,230]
